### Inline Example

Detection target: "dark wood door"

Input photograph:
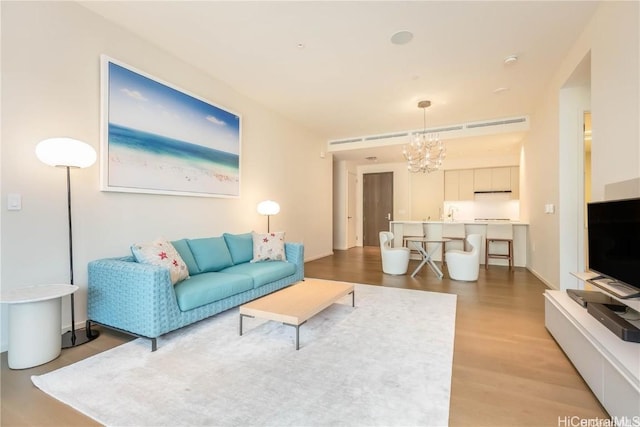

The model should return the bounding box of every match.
[363,172,393,246]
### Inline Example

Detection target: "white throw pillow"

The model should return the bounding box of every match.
[131,239,189,284]
[251,232,287,262]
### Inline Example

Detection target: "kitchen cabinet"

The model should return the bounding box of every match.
[491,167,511,191]
[473,168,492,192]
[473,167,512,192]
[510,166,519,199]
[411,169,444,220]
[444,169,475,201]
[444,171,460,200]
[459,169,475,199]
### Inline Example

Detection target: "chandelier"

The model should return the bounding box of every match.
[403,100,446,173]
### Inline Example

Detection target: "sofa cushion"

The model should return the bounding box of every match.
[223,232,253,265]
[251,232,287,262]
[173,272,253,311]
[171,239,201,275]
[187,237,233,273]
[130,239,189,285]
[221,261,296,288]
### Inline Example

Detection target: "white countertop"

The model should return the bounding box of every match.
[391,220,528,225]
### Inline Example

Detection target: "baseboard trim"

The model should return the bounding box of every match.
[304,251,334,262]
[527,267,559,290]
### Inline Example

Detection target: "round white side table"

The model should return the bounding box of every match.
[1,284,78,369]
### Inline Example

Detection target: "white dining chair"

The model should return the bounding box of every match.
[379,231,410,275]
[445,234,482,281]
[441,222,466,264]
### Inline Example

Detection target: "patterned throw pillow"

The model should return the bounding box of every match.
[131,239,189,285]
[251,232,287,262]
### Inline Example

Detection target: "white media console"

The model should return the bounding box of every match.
[544,275,640,419]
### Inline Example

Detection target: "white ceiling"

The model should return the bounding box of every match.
[79,1,599,165]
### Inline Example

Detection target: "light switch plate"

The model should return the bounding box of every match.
[8,193,21,211]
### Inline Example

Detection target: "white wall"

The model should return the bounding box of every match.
[333,161,345,249]
[590,3,640,200]
[0,2,332,351]
[523,1,639,289]
[559,84,590,290]
[332,159,358,250]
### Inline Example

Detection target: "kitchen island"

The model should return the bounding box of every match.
[390,220,528,267]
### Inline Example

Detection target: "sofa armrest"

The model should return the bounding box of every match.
[285,242,304,280]
[88,256,179,338]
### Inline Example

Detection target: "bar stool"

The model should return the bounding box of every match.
[441,223,466,265]
[402,223,426,253]
[485,223,513,270]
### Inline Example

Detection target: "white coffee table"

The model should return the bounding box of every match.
[239,279,355,350]
[0,284,78,369]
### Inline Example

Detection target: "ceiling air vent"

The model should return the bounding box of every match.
[329,137,364,145]
[364,132,408,141]
[327,115,529,151]
[465,117,527,129]
[414,125,464,134]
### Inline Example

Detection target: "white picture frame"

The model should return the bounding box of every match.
[100,55,241,198]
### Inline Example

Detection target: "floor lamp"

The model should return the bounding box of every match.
[35,137,100,348]
[257,200,280,233]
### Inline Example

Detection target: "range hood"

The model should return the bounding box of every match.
[474,191,512,201]
[474,190,512,194]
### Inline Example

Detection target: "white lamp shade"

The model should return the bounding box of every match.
[257,200,280,216]
[35,137,97,168]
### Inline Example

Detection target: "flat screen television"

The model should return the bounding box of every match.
[587,197,640,298]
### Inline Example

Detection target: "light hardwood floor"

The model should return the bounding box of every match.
[1,247,608,426]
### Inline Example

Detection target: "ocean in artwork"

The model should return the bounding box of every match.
[107,123,239,196]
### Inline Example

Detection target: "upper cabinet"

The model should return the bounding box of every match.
[473,167,512,192]
[473,168,492,192]
[510,166,519,199]
[459,169,475,200]
[445,166,519,200]
[443,170,459,201]
[411,169,445,220]
[444,169,475,201]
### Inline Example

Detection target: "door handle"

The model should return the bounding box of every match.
[386,213,391,220]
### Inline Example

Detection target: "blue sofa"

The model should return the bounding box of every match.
[87,233,304,350]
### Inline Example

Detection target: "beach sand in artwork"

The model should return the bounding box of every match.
[108,145,239,196]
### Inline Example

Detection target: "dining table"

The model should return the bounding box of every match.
[404,237,451,279]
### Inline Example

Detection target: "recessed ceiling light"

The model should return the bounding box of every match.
[390,31,413,45]
[504,55,518,65]
[297,43,305,49]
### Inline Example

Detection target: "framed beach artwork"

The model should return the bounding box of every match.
[100,55,241,198]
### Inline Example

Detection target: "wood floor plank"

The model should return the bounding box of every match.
[1,247,608,426]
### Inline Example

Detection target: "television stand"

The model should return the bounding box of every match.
[588,277,640,299]
[545,290,640,418]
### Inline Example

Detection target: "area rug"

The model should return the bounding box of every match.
[32,282,457,427]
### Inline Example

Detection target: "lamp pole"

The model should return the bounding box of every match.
[36,137,100,348]
[60,164,99,348]
[66,166,78,346]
